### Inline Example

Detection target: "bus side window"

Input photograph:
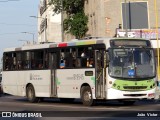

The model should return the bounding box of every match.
[31,60,36,69]
[13,54,16,69]
[60,49,65,68]
[75,58,81,67]
[78,47,94,68]
[60,48,75,68]
[31,51,44,69]
[8,54,13,70]
[60,59,65,68]
[71,48,76,68]
[17,61,22,69]
[4,54,9,70]
[88,58,94,67]
[81,58,87,67]
[16,53,22,70]
[44,52,49,69]
[65,52,73,68]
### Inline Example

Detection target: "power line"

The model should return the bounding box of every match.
[0,32,21,35]
[0,22,36,27]
[0,0,20,2]
[0,31,36,36]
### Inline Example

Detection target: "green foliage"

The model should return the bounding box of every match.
[64,12,88,39]
[49,0,62,14]
[63,0,84,14]
[49,0,88,39]
[49,0,84,14]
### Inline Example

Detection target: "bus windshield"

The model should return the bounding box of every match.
[108,48,156,79]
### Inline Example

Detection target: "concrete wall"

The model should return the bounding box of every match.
[37,0,160,42]
[85,0,160,38]
[38,0,62,43]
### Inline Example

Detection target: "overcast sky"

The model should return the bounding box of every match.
[0,0,39,61]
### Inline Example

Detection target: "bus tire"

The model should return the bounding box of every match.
[81,86,94,106]
[26,85,38,103]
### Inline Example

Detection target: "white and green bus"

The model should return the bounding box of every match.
[2,38,157,106]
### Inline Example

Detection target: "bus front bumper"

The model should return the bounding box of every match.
[106,88,156,100]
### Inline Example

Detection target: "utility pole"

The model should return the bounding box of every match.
[61,0,64,42]
[30,16,47,43]
[154,0,160,80]
[124,0,128,37]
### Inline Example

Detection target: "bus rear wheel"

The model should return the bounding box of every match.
[81,86,94,106]
[26,85,38,103]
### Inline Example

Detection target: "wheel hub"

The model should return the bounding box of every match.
[84,91,91,102]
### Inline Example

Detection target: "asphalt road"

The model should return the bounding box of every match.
[0,94,160,120]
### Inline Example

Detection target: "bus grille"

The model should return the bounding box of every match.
[123,94,147,97]
[123,86,147,90]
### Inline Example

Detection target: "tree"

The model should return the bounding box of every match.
[49,0,84,14]
[64,12,88,39]
[49,0,88,39]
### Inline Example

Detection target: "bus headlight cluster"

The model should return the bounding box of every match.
[117,86,120,89]
[109,81,112,84]
[153,83,155,87]
[113,83,116,87]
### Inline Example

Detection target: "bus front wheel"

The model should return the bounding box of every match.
[26,85,38,103]
[81,86,94,106]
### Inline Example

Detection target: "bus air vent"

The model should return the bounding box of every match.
[123,86,147,90]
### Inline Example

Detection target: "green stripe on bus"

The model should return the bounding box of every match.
[76,40,96,46]
[56,78,61,85]
[91,77,95,85]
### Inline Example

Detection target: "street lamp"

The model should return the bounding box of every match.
[30,16,47,43]
[30,16,44,19]
[21,32,35,44]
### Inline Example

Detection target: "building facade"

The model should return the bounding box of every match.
[85,0,160,38]
[37,0,160,44]
[38,0,62,43]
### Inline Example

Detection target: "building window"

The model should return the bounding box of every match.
[40,0,47,15]
[122,2,149,29]
[40,18,47,33]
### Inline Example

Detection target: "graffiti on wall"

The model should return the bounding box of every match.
[116,29,160,39]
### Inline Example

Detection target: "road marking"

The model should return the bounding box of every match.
[24,103,132,111]
[0,100,130,110]
[1,101,160,111]
[24,103,93,110]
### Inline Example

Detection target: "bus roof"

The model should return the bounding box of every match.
[4,38,109,52]
[3,37,150,52]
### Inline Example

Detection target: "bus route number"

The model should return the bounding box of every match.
[73,74,84,80]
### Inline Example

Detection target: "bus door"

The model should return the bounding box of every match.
[49,52,57,97]
[95,50,106,99]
